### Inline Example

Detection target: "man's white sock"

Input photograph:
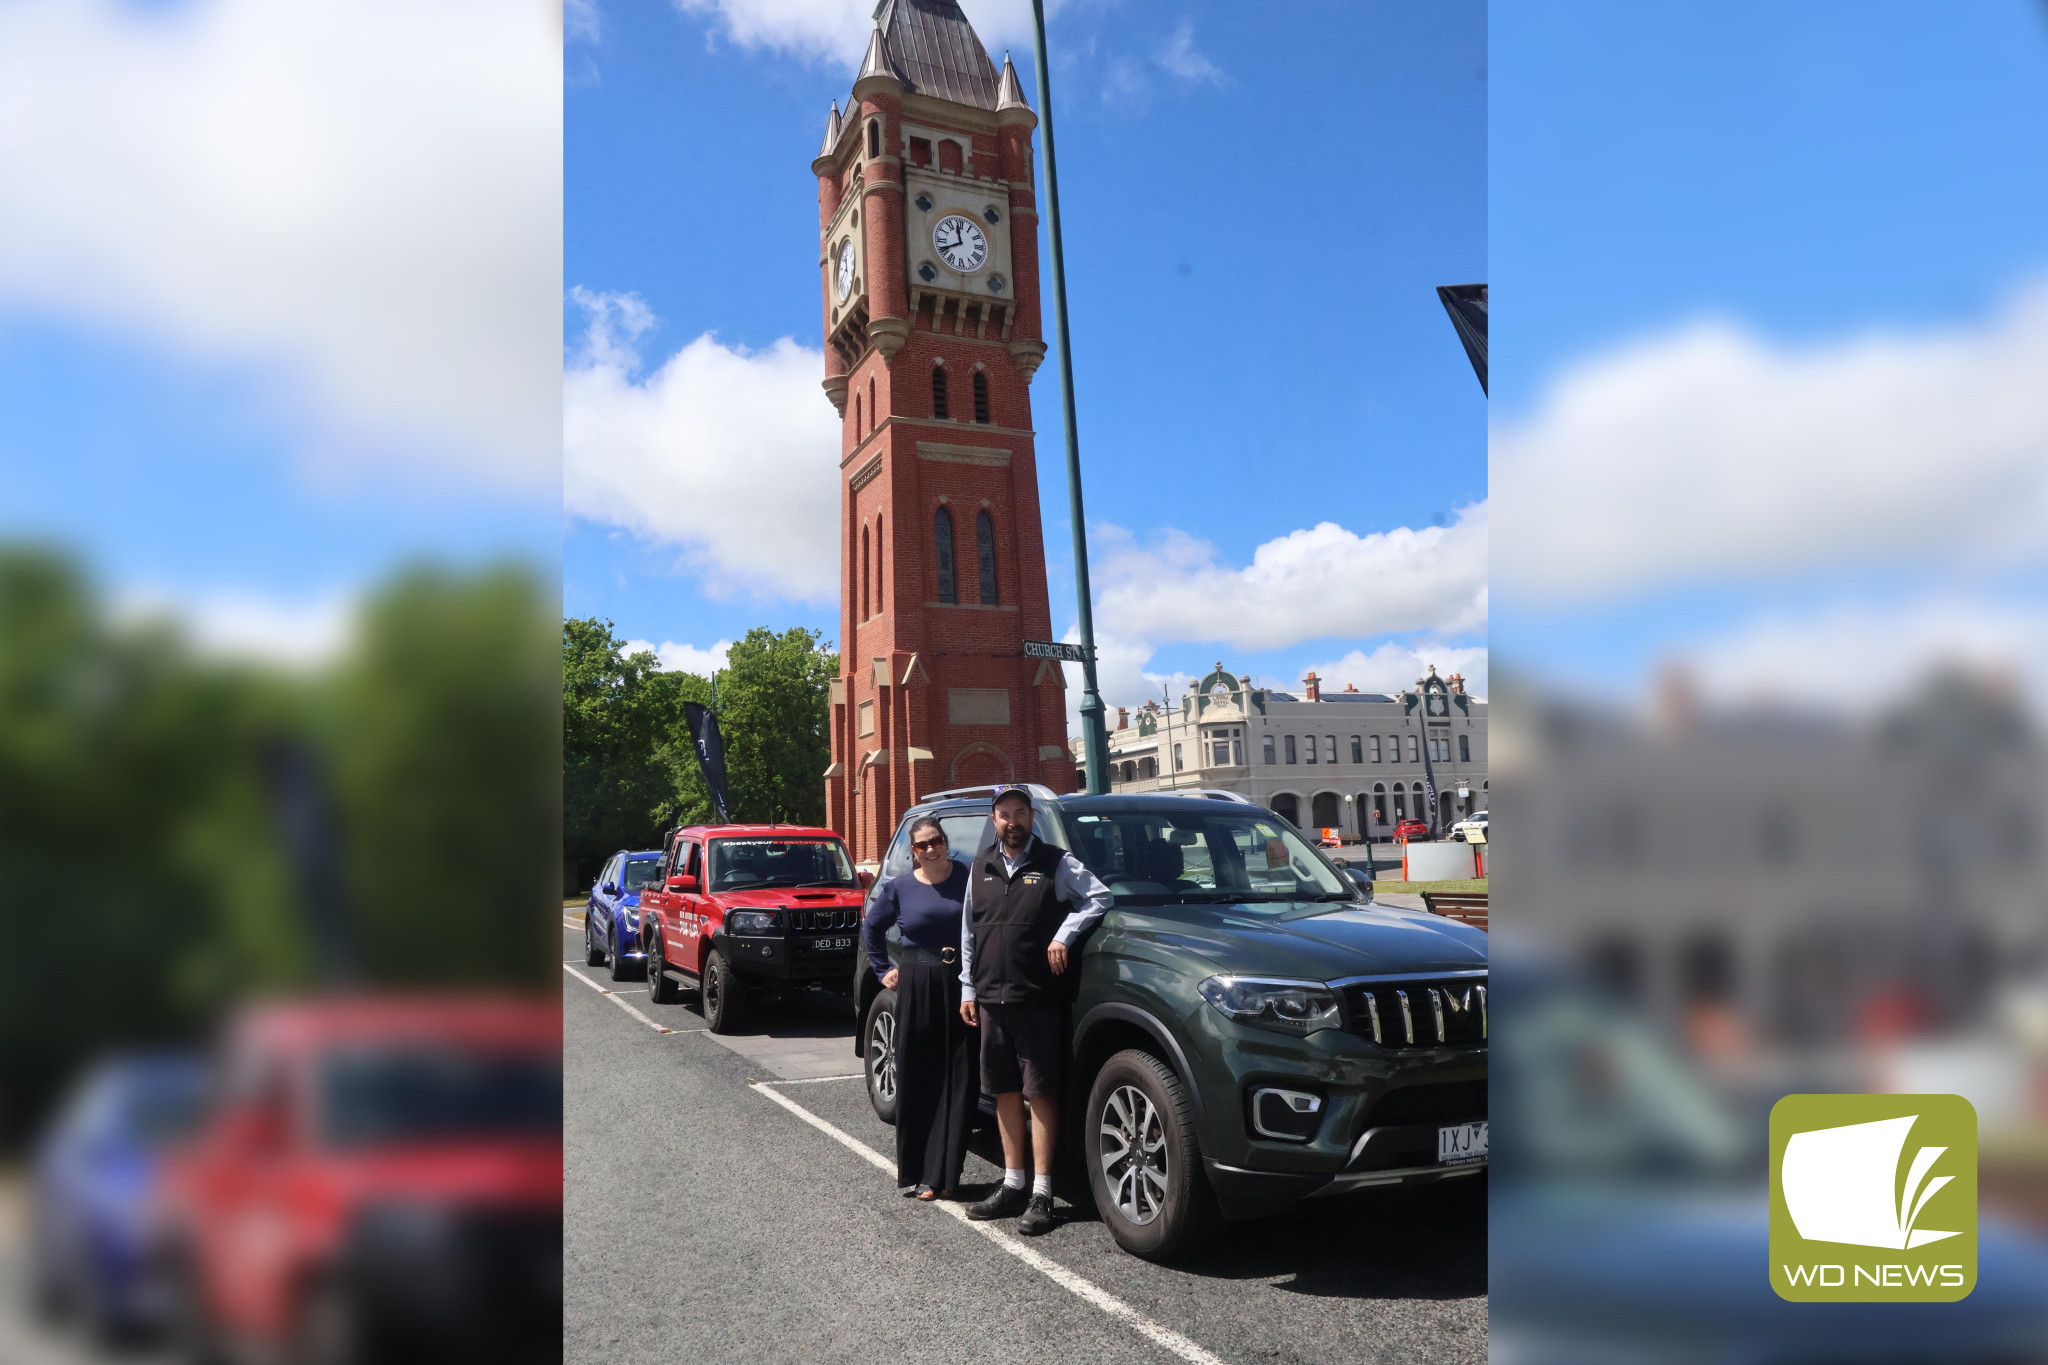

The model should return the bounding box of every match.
[1003,1168,1027,1190]
[1032,1173,1053,1199]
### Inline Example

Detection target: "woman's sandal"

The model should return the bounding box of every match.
[915,1185,938,1201]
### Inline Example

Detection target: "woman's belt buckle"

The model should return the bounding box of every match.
[940,946,958,964]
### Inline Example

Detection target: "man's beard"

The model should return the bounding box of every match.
[1000,824,1030,849]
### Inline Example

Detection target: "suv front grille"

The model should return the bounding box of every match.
[1362,1079,1487,1128]
[1343,977,1486,1048]
[787,907,858,931]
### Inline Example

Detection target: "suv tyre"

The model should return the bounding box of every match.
[702,948,748,1034]
[607,925,633,983]
[645,931,677,1004]
[584,916,606,967]
[863,988,899,1126]
[1084,1049,1218,1262]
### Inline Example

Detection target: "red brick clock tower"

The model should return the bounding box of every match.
[812,0,1075,863]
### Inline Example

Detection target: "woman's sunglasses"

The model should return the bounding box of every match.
[912,837,947,851]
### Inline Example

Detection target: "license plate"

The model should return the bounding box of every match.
[1438,1121,1487,1165]
[816,936,854,951]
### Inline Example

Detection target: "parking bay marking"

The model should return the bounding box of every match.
[748,1080,1232,1365]
[561,962,703,1034]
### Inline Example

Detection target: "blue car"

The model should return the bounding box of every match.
[584,847,663,980]
[29,1053,209,1344]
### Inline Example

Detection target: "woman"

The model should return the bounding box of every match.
[862,816,978,1199]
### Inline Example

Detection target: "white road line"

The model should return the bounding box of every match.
[561,962,690,1034]
[748,1081,1231,1365]
[756,1073,865,1085]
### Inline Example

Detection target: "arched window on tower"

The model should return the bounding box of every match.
[975,510,998,605]
[860,524,871,621]
[874,514,884,613]
[869,377,876,431]
[972,370,990,424]
[866,119,880,159]
[932,366,949,419]
[853,393,862,440]
[934,507,957,604]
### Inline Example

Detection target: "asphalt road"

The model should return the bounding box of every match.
[562,920,1487,1365]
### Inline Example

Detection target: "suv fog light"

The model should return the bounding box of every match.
[1249,1087,1323,1142]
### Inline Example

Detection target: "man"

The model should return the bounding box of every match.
[958,785,1112,1235]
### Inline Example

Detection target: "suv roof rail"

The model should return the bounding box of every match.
[1175,788,1258,804]
[914,781,1061,804]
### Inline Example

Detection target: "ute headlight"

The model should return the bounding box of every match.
[727,910,781,935]
[1198,976,1342,1036]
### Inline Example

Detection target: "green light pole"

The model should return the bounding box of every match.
[1028,0,1110,795]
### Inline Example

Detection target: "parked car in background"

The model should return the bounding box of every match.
[584,848,663,981]
[155,997,561,1365]
[1394,818,1432,843]
[641,824,869,1033]
[1449,811,1488,842]
[29,1054,208,1345]
[859,786,1486,1261]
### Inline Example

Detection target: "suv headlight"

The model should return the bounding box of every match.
[1198,976,1342,1036]
[727,910,781,935]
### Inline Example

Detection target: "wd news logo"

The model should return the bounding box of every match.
[1769,1094,1977,1302]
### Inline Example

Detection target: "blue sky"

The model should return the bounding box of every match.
[564,0,1486,707]
[1490,1,2048,709]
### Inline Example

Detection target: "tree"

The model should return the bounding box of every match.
[711,627,837,826]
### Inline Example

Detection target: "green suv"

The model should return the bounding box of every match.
[854,785,1487,1260]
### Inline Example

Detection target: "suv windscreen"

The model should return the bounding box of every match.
[1066,807,1354,907]
[622,858,664,892]
[318,1047,561,1149]
[707,838,857,891]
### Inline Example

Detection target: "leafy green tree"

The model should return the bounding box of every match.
[713,627,837,826]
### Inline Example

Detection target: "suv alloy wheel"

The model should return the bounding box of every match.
[1085,1049,1218,1261]
[645,930,677,1004]
[864,989,899,1126]
[584,916,606,967]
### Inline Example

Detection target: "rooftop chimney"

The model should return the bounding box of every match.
[1117,707,1129,730]
[1303,672,1321,702]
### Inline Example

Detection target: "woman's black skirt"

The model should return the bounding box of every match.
[892,952,979,1192]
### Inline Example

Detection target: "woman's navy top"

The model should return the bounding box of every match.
[863,861,968,980]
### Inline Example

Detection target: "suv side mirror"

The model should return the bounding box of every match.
[857,869,875,891]
[669,874,698,893]
[601,882,619,897]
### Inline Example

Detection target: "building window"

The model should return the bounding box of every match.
[1387,734,1400,764]
[1262,734,1275,765]
[1394,788,1407,820]
[1139,757,1155,780]
[1305,736,1317,765]
[934,507,956,603]
[972,370,990,424]
[1372,782,1387,825]
[874,514,884,612]
[1312,792,1340,829]
[1284,735,1297,764]
[938,138,963,174]
[1173,743,1183,771]
[1413,781,1427,817]
[909,137,932,167]
[853,393,862,439]
[1406,735,1419,763]
[1324,735,1338,764]
[860,524,870,620]
[1458,734,1470,762]
[975,511,998,605]
[933,365,949,419]
[1350,736,1363,764]
[867,119,881,159]
[1232,738,1243,766]
[1370,734,1382,763]
[1272,793,1300,826]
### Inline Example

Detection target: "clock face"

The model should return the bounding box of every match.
[835,240,857,301]
[932,215,988,273]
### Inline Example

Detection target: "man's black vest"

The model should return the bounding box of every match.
[969,838,1070,1006]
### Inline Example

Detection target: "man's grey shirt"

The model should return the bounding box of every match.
[958,834,1113,1003]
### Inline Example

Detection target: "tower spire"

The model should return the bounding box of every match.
[820,100,842,156]
[996,51,1030,112]
[854,23,894,88]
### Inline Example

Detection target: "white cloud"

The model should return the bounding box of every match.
[0,0,561,487]
[115,585,355,667]
[566,0,601,44]
[562,290,842,603]
[1156,20,1222,84]
[622,636,733,676]
[1298,642,1488,703]
[1494,276,2048,603]
[1091,505,1488,652]
[672,0,1062,66]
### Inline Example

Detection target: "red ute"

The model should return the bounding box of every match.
[639,823,869,1033]
[155,996,561,1364]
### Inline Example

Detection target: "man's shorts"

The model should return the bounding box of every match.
[976,999,1064,1100]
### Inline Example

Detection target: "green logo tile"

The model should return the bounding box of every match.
[1769,1093,1976,1302]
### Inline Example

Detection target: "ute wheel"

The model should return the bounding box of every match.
[296,1276,366,1365]
[645,931,677,1004]
[864,988,899,1125]
[1085,1049,1219,1262]
[584,914,606,967]
[702,948,748,1034]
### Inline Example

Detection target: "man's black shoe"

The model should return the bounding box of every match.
[966,1184,1029,1221]
[1017,1193,1058,1236]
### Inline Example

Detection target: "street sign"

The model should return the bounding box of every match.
[1023,640,1089,662]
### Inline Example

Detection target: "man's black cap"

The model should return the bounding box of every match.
[991,783,1034,808]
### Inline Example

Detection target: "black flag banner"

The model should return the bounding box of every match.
[683,701,733,824]
[1436,283,1487,395]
